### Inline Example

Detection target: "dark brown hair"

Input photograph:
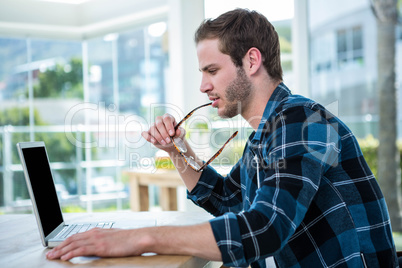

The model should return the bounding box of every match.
[195,8,283,82]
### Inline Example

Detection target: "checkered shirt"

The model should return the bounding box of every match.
[187,83,398,267]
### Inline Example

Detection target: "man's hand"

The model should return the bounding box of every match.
[141,113,184,151]
[46,228,153,261]
[46,223,221,262]
[141,113,202,191]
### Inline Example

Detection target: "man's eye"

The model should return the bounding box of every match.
[209,69,217,74]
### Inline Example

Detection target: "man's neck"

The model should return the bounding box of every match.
[242,80,280,130]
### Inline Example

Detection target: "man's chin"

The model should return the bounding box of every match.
[217,108,238,119]
[216,108,226,118]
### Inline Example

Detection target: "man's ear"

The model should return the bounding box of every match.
[245,47,263,76]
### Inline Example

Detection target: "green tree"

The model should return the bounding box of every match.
[33,58,83,99]
[0,107,45,126]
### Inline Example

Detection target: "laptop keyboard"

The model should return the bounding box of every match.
[55,222,114,239]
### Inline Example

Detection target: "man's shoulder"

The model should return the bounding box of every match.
[275,94,318,113]
[272,94,342,125]
[263,93,353,139]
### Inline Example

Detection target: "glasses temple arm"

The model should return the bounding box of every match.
[174,103,212,131]
[199,131,239,170]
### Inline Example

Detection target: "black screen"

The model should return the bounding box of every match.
[22,146,64,237]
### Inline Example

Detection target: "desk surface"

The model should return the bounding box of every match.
[0,211,221,268]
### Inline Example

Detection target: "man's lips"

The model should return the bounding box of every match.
[209,96,220,108]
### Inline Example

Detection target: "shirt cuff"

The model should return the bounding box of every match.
[187,165,219,205]
[209,213,248,267]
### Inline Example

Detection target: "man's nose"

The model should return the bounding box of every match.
[200,75,212,93]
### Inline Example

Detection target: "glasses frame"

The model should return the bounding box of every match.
[171,103,238,172]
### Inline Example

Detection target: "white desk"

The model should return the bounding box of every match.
[0,211,223,268]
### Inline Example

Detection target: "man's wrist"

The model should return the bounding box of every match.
[129,227,157,255]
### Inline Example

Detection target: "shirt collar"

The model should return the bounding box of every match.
[252,82,291,142]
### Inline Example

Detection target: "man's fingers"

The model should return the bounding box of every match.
[155,117,170,145]
[141,131,153,143]
[149,122,165,145]
[47,229,139,261]
[141,130,157,145]
[162,114,177,137]
[141,113,188,153]
[47,231,92,260]
[60,245,98,261]
[142,113,180,146]
[176,127,185,139]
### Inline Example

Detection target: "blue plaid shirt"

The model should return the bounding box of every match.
[188,83,398,267]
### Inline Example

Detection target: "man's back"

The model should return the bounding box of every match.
[257,88,398,266]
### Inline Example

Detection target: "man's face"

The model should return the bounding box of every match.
[196,39,253,118]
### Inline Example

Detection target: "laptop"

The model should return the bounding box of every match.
[17,141,155,248]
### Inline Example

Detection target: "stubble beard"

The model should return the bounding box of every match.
[220,66,253,118]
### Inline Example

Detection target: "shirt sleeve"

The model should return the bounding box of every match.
[187,161,243,216]
[208,105,342,267]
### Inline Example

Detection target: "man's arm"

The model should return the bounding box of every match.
[46,222,221,261]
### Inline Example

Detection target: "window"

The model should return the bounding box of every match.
[336,26,364,68]
[352,26,363,61]
[336,29,348,65]
[311,33,334,73]
[0,20,168,212]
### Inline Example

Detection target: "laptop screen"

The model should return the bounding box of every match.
[21,146,64,237]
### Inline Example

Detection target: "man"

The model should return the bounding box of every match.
[47,8,398,267]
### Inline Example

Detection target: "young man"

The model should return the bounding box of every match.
[47,9,398,267]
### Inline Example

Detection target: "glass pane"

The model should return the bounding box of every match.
[0,173,3,207]
[87,35,115,106]
[352,26,363,62]
[310,8,376,139]
[0,38,28,211]
[30,39,83,125]
[336,30,347,53]
[84,167,129,212]
[87,22,168,118]
[1,21,169,212]
[0,38,29,126]
[13,171,29,205]
[352,26,363,51]
[30,39,81,62]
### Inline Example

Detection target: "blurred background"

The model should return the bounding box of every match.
[0,0,401,246]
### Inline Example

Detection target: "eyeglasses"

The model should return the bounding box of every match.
[171,103,238,172]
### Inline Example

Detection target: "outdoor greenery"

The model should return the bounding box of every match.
[394,232,402,250]
[358,135,402,182]
[31,58,83,99]
[0,107,79,203]
[0,107,76,161]
[0,107,46,127]
[0,59,85,203]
